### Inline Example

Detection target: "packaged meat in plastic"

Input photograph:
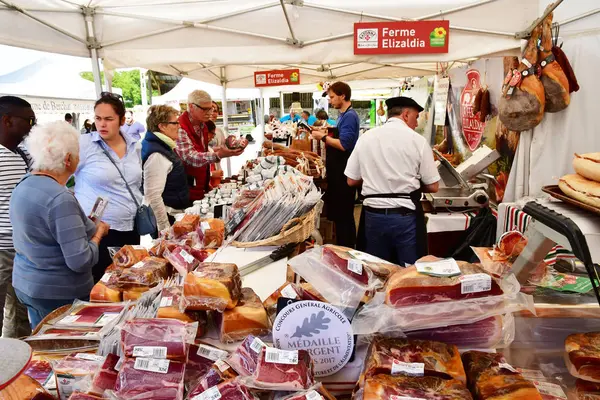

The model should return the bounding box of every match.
[247,347,314,391]
[288,247,382,319]
[24,359,53,386]
[113,358,185,400]
[183,263,242,312]
[24,325,102,352]
[90,271,123,303]
[157,286,208,333]
[472,231,528,278]
[271,383,337,400]
[186,359,238,398]
[322,245,400,280]
[296,283,326,302]
[123,286,150,301]
[185,344,224,391]
[197,218,225,248]
[89,353,120,395]
[117,256,169,289]
[187,378,258,400]
[0,373,54,400]
[226,335,266,376]
[172,214,200,238]
[576,379,600,399]
[217,287,270,343]
[112,245,149,268]
[164,246,200,276]
[362,374,473,400]
[462,350,543,400]
[405,314,515,349]
[47,300,127,328]
[359,337,466,387]
[68,393,104,400]
[121,318,197,362]
[52,354,105,400]
[352,275,534,334]
[565,332,600,383]
[263,283,326,323]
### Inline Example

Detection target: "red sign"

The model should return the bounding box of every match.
[254,69,300,87]
[460,69,485,152]
[354,20,449,55]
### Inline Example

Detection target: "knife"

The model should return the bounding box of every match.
[239,243,297,277]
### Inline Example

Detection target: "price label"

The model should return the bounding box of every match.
[391,360,425,376]
[191,386,222,400]
[180,249,195,264]
[349,250,392,264]
[133,346,168,359]
[57,315,81,325]
[134,358,170,374]
[280,284,298,299]
[532,381,567,399]
[460,273,492,294]
[250,337,267,353]
[518,368,546,380]
[132,245,146,250]
[265,348,298,365]
[175,214,185,222]
[95,312,120,326]
[160,297,173,308]
[114,357,125,372]
[100,273,112,283]
[305,391,323,400]
[74,353,105,362]
[197,344,228,361]
[415,258,461,277]
[131,261,146,269]
[499,363,518,373]
[214,359,230,372]
[347,259,363,275]
[201,221,211,232]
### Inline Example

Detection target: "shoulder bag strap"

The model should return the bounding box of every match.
[97,142,140,209]
[14,147,30,172]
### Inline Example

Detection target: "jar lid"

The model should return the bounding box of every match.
[0,338,33,390]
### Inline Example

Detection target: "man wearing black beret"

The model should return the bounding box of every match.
[344,96,440,265]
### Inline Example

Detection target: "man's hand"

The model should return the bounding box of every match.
[310,128,327,141]
[215,146,244,159]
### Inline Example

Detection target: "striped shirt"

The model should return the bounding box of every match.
[0,144,30,250]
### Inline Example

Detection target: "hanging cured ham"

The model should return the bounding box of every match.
[499,25,545,131]
[539,13,570,112]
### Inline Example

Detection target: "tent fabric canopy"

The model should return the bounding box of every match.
[0,0,545,87]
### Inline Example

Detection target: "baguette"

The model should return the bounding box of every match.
[559,174,600,208]
[574,153,600,182]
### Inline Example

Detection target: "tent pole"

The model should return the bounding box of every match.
[560,8,600,26]
[90,48,103,97]
[221,67,231,177]
[259,88,265,150]
[280,91,285,118]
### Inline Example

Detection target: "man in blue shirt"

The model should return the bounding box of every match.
[121,110,146,141]
[301,111,317,126]
[311,82,360,248]
[280,110,301,123]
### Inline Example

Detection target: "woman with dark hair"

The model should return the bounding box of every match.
[81,119,92,134]
[74,93,143,282]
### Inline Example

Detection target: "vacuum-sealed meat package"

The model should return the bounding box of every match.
[117,256,169,289]
[271,383,337,400]
[90,270,123,303]
[198,218,226,248]
[48,300,127,328]
[121,318,197,362]
[566,332,600,383]
[90,353,120,395]
[362,374,473,400]
[186,344,227,391]
[322,245,400,280]
[248,347,314,391]
[226,336,266,376]
[164,246,200,276]
[113,358,185,400]
[217,287,270,343]
[157,286,208,332]
[186,359,238,398]
[52,354,104,400]
[183,263,242,312]
[187,378,257,400]
[112,245,149,268]
[172,214,200,238]
[25,325,101,352]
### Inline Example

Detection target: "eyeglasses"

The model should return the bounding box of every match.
[100,91,124,104]
[11,115,37,127]
[164,121,180,125]
[192,103,214,112]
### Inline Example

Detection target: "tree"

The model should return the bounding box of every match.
[80,70,142,107]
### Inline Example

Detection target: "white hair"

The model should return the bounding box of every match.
[188,90,212,105]
[25,121,80,173]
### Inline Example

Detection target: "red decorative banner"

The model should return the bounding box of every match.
[254,69,300,87]
[460,69,485,152]
[354,20,449,55]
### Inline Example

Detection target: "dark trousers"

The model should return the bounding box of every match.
[93,229,140,283]
[333,214,357,248]
[364,211,418,266]
[15,288,88,330]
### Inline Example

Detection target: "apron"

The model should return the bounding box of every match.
[356,190,428,260]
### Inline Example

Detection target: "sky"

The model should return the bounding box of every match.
[0,44,97,76]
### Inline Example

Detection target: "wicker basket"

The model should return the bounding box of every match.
[232,203,320,248]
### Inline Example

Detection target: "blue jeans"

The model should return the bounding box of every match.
[364,210,418,266]
[14,289,81,330]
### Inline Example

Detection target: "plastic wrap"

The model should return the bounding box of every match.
[217,287,271,343]
[172,214,200,238]
[182,263,242,312]
[89,353,120,395]
[149,239,167,257]
[164,246,200,276]
[352,274,535,334]
[47,300,127,328]
[576,380,600,399]
[25,326,101,352]
[24,359,53,386]
[263,283,326,323]
[241,347,315,391]
[322,245,400,280]
[362,375,472,400]
[185,344,221,391]
[197,218,225,248]
[117,256,169,289]
[226,336,266,377]
[566,332,600,383]
[90,270,123,303]
[186,360,238,398]
[52,354,104,400]
[186,378,257,400]
[111,245,149,268]
[67,393,104,400]
[157,286,208,332]
[271,383,337,400]
[288,247,383,319]
[113,358,185,400]
[120,318,197,362]
[122,287,150,301]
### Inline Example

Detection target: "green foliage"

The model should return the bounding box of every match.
[80,70,142,107]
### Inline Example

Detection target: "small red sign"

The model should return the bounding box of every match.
[354,20,449,55]
[460,69,485,152]
[254,69,300,87]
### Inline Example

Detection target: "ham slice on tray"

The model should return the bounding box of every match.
[218,287,270,343]
[114,358,185,400]
[385,260,503,307]
[322,245,398,282]
[462,350,542,400]
[363,374,473,400]
[121,318,195,362]
[183,263,242,312]
[539,12,570,113]
[565,332,600,383]
[253,348,314,391]
[113,245,149,268]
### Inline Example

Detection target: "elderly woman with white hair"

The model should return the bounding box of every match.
[9,121,110,328]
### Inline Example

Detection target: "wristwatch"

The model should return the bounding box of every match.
[321,135,327,143]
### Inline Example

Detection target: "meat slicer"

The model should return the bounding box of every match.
[425,147,499,210]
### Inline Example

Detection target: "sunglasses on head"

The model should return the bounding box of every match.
[192,103,213,112]
[100,91,124,104]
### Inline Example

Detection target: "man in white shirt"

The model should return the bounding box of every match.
[345,96,440,265]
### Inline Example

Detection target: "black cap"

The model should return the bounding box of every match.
[385,96,424,112]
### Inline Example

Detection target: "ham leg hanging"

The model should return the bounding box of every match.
[499,25,545,131]
[539,13,570,112]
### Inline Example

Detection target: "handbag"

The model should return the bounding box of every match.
[98,144,157,236]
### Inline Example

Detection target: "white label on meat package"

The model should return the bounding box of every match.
[114,357,125,372]
[197,344,228,361]
[518,368,546,380]
[95,312,120,326]
[57,315,81,325]
[391,360,425,376]
[74,353,105,362]
[160,297,173,308]
[133,346,168,359]
[390,396,426,400]
[132,245,146,250]
[131,261,145,269]
[532,381,567,399]
[305,391,323,400]
[134,358,170,374]
[280,284,298,299]
[347,259,363,275]
[499,363,518,373]
[175,214,185,222]
[349,250,392,264]
[415,258,461,277]
[100,273,112,283]
[55,373,77,400]
[192,386,222,400]
[201,221,211,231]
[460,273,492,294]
[250,337,267,353]
[265,348,298,365]
[43,371,55,390]
[180,249,195,264]
[214,359,230,372]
